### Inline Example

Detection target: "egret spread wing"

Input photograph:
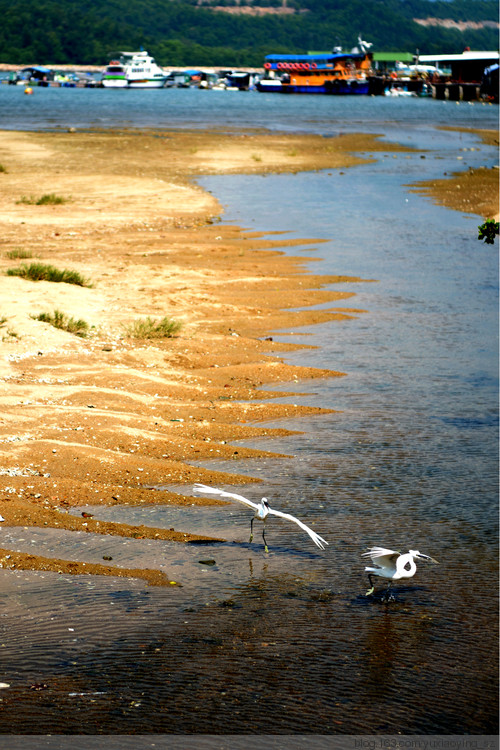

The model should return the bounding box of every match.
[193,484,259,510]
[362,547,400,570]
[362,546,399,559]
[268,508,328,550]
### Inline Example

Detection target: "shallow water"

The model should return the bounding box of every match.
[0,94,498,734]
[0,83,498,134]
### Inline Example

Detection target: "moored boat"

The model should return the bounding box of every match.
[101,60,128,88]
[121,51,167,88]
[257,40,373,95]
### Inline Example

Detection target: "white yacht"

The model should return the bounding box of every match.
[121,51,168,88]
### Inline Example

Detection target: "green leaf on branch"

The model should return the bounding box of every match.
[477,220,499,245]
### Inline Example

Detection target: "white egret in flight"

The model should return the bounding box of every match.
[193,484,328,553]
[363,547,438,600]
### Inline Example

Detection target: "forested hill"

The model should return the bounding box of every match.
[0,0,497,67]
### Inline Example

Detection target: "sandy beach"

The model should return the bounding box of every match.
[0,126,497,585]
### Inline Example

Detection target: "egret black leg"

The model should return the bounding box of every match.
[262,525,269,553]
[383,581,394,603]
[365,574,375,596]
[249,518,254,543]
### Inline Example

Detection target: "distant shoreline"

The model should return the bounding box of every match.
[0,63,261,73]
[0,63,102,72]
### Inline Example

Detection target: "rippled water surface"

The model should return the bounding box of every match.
[0,82,498,135]
[0,91,498,735]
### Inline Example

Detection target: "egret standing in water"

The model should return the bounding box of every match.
[363,547,438,600]
[193,484,328,552]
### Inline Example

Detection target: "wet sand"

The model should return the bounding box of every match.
[0,126,497,585]
[413,127,499,219]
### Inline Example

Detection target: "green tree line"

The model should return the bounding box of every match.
[0,0,497,66]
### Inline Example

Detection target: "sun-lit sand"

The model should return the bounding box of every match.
[0,126,497,583]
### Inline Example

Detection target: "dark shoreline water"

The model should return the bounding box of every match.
[0,91,498,736]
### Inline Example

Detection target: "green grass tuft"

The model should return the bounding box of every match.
[2,328,19,340]
[5,249,33,260]
[31,310,89,337]
[0,318,19,340]
[125,316,182,339]
[17,193,69,205]
[6,262,92,287]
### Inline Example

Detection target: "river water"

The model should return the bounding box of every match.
[0,86,498,737]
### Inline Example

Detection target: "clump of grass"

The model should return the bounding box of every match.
[124,316,182,339]
[31,310,89,337]
[17,193,69,205]
[37,193,69,205]
[5,249,33,260]
[0,164,7,174]
[2,328,19,341]
[6,262,92,287]
[0,317,19,340]
[251,154,262,162]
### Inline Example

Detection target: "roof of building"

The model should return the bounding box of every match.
[21,65,52,73]
[372,52,414,63]
[418,51,499,64]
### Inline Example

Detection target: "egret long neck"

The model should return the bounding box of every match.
[396,555,417,578]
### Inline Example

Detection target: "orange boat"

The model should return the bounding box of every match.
[257,46,373,95]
